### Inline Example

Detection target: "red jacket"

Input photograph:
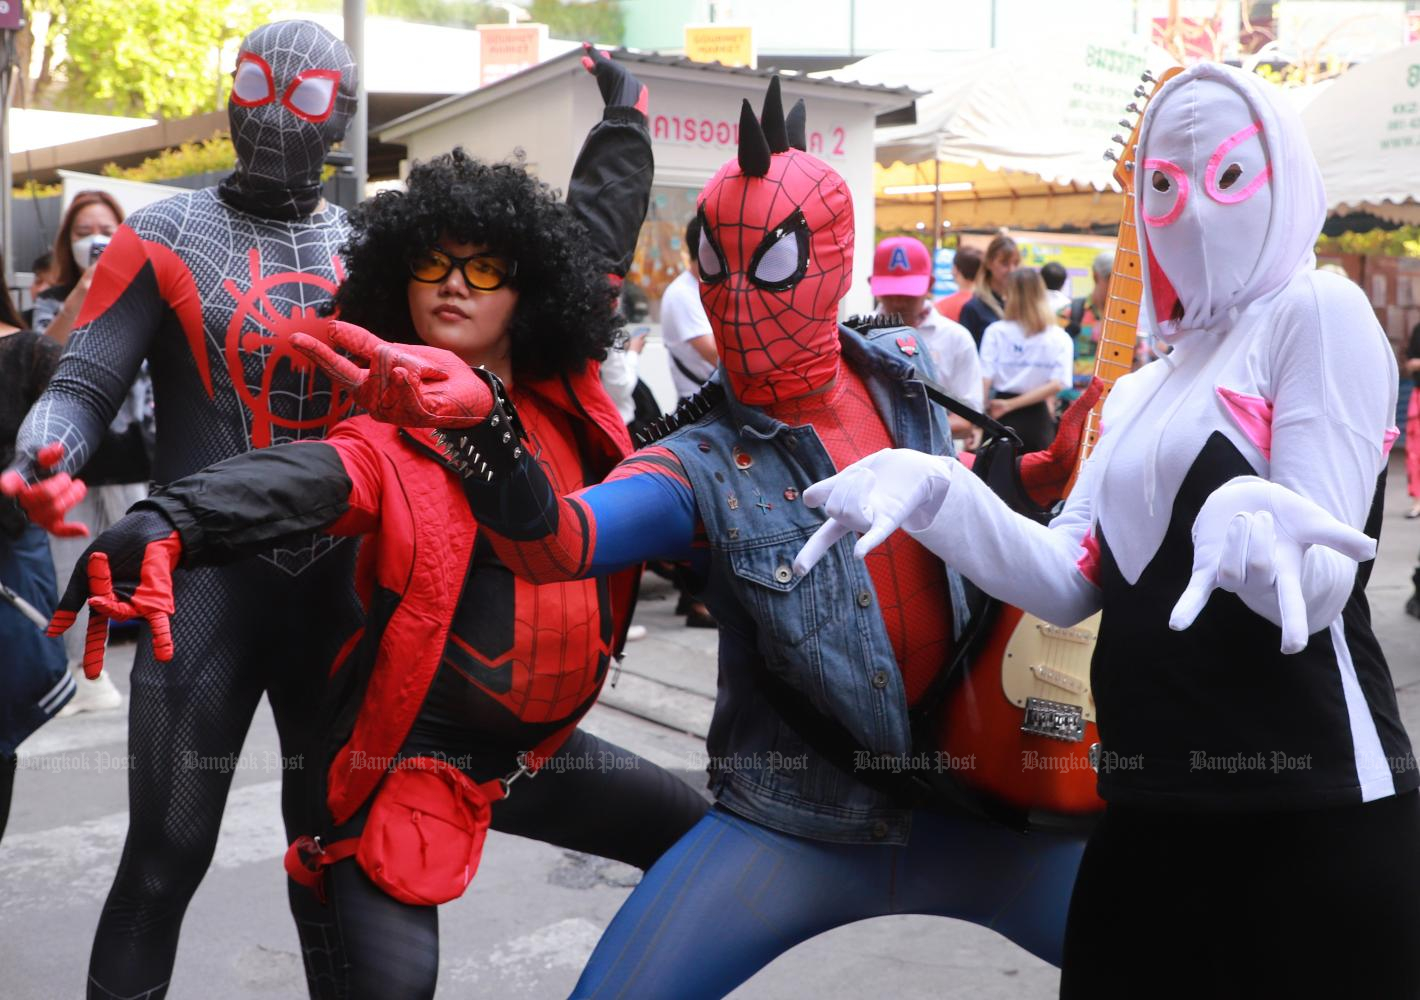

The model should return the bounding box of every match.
[311,367,637,824]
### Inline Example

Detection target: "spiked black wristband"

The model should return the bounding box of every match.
[433,367,529,483]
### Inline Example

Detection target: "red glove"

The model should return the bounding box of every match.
[48,509,182,679]
[291,320,494,429]
[581,42,648,116]
[1018,378,1105,508]
[0,442,90,538]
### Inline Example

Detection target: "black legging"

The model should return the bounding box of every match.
[322,728,708,999]
[993,392,1055,452]
[87,555,362,1000]
[1060,790,1420,998]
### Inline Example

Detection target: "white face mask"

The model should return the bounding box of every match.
[1138,79,1274,341]
[71,234,110,269]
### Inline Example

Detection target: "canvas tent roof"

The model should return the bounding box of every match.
[1302,41,1420,225]
[823,41,1179,231]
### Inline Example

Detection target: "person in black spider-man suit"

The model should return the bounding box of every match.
[3,20,364,1000]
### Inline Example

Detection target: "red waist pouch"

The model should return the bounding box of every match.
[287,755,506,907]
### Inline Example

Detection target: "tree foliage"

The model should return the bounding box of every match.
[290,0,624,41]
[1316,226,1420,258]
[528,0,623,44]
[21,0,271,118]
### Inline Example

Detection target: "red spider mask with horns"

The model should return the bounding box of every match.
[696,78,854,406]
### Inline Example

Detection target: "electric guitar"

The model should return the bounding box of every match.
[935,65,1182,818]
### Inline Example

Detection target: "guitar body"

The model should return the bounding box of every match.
[938,605,1105,815]
[931,64,1181,822]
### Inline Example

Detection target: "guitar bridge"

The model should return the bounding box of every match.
[1021,697,1086,743]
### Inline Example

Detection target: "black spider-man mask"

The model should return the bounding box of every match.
[219,20,358,221]
[697,78,853,406]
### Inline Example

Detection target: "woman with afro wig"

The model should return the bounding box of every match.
[50,51,706,997]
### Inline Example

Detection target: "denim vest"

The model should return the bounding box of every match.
[661,325,970,845]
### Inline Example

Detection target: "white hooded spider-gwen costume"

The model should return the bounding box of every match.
[796,64,1420,994]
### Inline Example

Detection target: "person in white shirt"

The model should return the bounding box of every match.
[869,236,983,444]
[980,267,1072,450]
[660,216,717,399]
[1040,260,1072,315]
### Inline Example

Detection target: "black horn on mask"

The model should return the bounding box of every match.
[737,98,771,176]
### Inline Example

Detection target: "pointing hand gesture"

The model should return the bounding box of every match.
[291,320,494,429]
[1168,476,1376,654]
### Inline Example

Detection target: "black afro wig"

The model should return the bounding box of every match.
[331,147,622,381]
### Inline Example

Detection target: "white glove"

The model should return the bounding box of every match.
[1168,476,1376,654]
[793,449,955,575]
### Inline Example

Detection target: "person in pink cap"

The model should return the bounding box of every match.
[870,236,982,444]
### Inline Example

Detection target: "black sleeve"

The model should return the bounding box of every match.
[13,228,163,481]
[565,107,653,279]
[1407,322,1420,361]
[136,442,355,566]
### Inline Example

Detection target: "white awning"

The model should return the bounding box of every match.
[826,39,1179,190]
[1302,41,1420,223]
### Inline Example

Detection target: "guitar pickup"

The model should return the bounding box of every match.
[1036,623,1096,645]
[1029,664,1088,695]
[1021,697,1086,743]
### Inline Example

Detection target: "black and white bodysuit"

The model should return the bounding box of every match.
[865,62,1420,994]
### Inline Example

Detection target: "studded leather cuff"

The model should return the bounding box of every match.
[433,367,529,483]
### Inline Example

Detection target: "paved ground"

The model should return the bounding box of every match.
[2,451,1417,999]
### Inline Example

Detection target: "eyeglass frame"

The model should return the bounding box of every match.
[407,247,519,291]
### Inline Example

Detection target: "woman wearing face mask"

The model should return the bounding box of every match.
[957,233,1021,345]
[33,190,125,345]
[799,63,1419,996]
[980,267,1073,451]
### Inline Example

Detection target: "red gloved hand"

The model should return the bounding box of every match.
[292,320,494,429]
[48,509,182,679]
[1018,378,1105,508]
[581,42,648,116]
[0,442,90,537]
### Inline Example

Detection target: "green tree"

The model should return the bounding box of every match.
[528,0,624,45]
[21,0,271,119]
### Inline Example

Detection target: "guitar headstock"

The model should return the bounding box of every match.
[1105,66,1184,190]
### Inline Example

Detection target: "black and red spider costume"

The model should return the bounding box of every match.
[7,21,365,1000]
[34,47,707,998]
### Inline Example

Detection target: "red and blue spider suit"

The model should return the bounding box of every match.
[291,80,1096,999]
[3,21,366,1000]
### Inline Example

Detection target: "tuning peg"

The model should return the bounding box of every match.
[1118,118,1133,129]
[1133,84,1148,98]
[1127,102,1141,114]
[1112,134,1127,146]
[1141,69,1156,83]
[1124,160,1134,171]
[1104,149,1118,162]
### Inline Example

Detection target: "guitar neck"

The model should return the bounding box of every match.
[1062,204,1144,495]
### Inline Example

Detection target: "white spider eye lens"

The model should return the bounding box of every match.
[232,58,273,105]
[753,229,801,285]
[697,230,723,279]
[285,75,338,121]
